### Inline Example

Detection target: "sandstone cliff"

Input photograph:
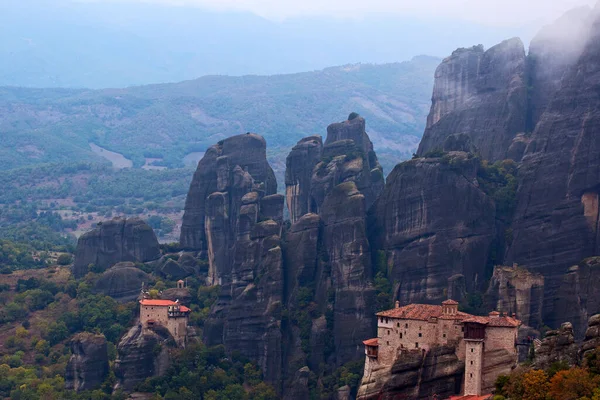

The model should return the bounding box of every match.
[417,39,528,162]
[370,151,496,305]
[507,7,600,331]
[73,217,161,279]
[65,333,109,392]
[358,346,464,399]
[180,133,277,253]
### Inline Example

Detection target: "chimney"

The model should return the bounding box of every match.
[512,313,516,318]
[489,311,500,319]
[395,301,400,309]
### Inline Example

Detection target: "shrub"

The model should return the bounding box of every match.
[56,253,73,265]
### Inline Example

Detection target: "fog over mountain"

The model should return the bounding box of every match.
[0,0,577,88]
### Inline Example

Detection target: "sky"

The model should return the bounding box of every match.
[111,0,597,26]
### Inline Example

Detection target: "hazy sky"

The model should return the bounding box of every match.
[116,0,597,25]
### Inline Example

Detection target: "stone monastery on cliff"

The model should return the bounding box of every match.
[360,299,520,398]
[139,281,191,346]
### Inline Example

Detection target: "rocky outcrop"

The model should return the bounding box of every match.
[507,9,600,331]
[182,134,284,387]
[114,324,172,391]
[73,218,161,278]
[370,152,496,304]
[180,133,277,253]
[309,116,384,214]
[358,346,464,399]
[283,366,311,400]
[532,322,579,370]
[581,314,600,359]
[65,333,109,392]
[285,136,323,223]
[417,39,528,162]
[92,262,151,302]
[321,181,376,365]
[485,265,545,328]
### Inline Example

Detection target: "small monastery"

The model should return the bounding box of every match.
[360,299,521,398]
[139,280,191,346]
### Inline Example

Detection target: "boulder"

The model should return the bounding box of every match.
[73,217,160,278]
[93,262,150,303]
[283,367,311,400]
[65,333,109,392]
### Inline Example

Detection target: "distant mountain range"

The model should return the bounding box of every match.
[0,56,440,181]
[0,0,535,89]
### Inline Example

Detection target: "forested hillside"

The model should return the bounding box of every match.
[0,57,439,179]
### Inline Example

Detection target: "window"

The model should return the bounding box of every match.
[443,333,447,338]
[387,330,390,335]
[387,341,390,345]
[471,348,474,353]
[470,361,473,365]
[405,323,408,328]
[380,317,383,323]
[418,333,422,338]
[470,373,473,378]
[385,318,389,323]
[415,342,419,348]
[397,323,400,327]
[400,333,403,339]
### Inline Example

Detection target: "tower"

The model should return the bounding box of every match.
[463,322,485,396]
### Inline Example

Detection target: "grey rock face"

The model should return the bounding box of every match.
[180,133,277,252]
[285,136,323,223]
[370,152,495,304]
[73,217,160,278]
[417,39,528,162]
[485,265,545,328]
[114,324,172,391]
[507,12,600,330]
[93,262,151,303]
[358,346,464,400]
[65,333,109,392]
[283,366,311,400]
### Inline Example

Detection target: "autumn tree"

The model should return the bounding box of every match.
[549,367,599,400]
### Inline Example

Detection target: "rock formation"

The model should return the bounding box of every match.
[73,218,161,278]
[485,265,545,328]
[358,346,464,399]
[181,133,284,386]
[532,322,580,370]
[180,133,277,253]
[65,333,109,392]
[417,39,528,162]
[370,151,495,304]
[281,115,382,380]
[93,262,151,303]
[285,136,323,223]
[114,324,172,391]
[507,8,600,331]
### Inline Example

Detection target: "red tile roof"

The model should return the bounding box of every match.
[449,395,492,400]
[140,299,178,306]
[363,338,379,346]
[463,315,521,327]
[140,299,191,313]
[442,299,459,305]
[377,303,473,321]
